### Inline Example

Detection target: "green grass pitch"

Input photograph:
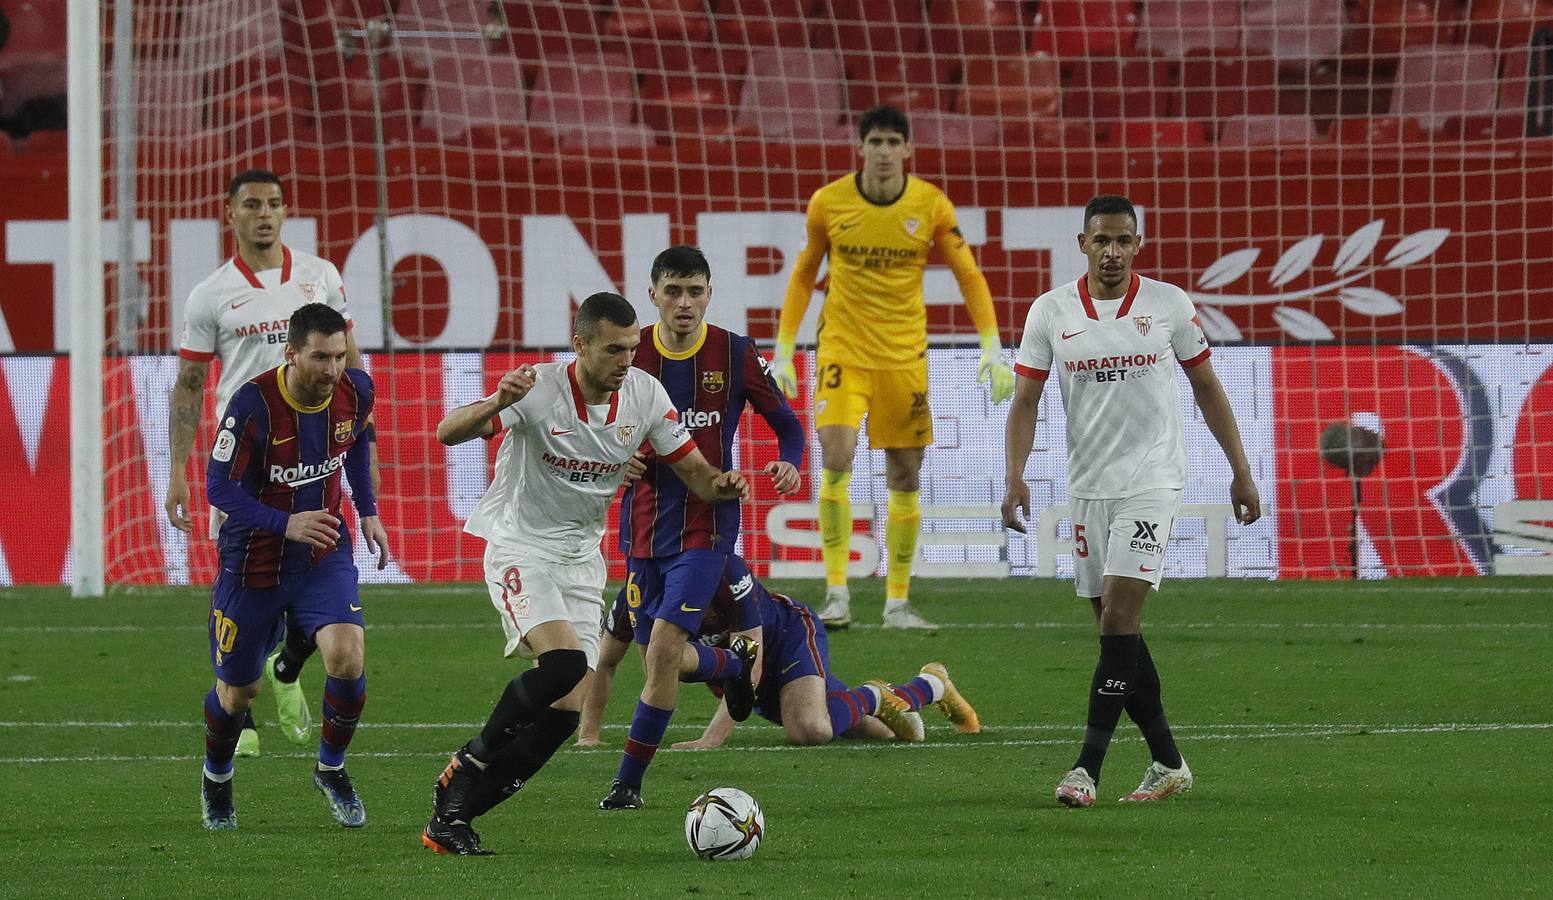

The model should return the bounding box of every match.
[2,577,1551,896]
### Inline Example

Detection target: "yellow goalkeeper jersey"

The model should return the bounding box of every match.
[780,173,995,370]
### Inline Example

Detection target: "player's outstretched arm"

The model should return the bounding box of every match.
[1001,374,1046,533]
[578,632,631,746]
[166,357,211,533]
[1184,360,1261,525]
[669,447,751,503]
[772,197,831,398]
[436,364,537,445]
[672,700,738,751]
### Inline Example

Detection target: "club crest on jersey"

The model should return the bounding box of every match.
[298,281,317,302]
[1134,316,1152,336]
[701,370,726,393]
[904,217,920,234]
[617,423,638,444]
[334,420,352,443]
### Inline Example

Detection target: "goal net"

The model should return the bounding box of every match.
[44,0,1553,587]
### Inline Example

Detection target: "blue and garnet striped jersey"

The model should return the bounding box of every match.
[206,365,377,587]
[620,323,804,558]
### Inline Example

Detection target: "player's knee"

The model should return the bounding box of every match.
[787,720,833,746]
[217,679,260,711]
[537,648,589,694]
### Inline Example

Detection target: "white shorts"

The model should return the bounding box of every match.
[482,542,606,669]
[208,507,227,541]
[1070,488,1182,597]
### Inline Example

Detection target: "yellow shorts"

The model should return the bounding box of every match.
[813,357,932,448]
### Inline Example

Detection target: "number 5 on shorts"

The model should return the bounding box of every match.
[1074,524,1089,558]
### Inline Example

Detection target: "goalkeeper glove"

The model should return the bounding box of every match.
[978,333,1015,404]
[772,337,799,399]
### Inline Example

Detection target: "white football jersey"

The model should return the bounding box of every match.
[464,362,694,564]
[1015,273,1211,499]
[179,246,351,414]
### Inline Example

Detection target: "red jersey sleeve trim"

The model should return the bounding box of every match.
[1014,363,1049,381]
[481,413,505,439]
[660,440,696,464]
[179,347,215,362]
[1180,347,1212,368]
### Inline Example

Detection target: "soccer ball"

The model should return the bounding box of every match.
[684,787,764,861]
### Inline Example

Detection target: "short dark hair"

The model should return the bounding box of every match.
[858,104,910,142]
[575,292,637,341]
[1082,195,1138,232]
[650,245,711,286]
[229,169,284,200]
[287,303,348,348]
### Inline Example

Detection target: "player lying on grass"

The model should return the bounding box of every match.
[577,554,981,751]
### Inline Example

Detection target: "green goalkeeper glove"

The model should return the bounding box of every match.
[772,337,799,399]
[978,333,1015,404]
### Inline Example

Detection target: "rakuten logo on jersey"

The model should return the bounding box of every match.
[680,409,723,429]
[270,454,344,488]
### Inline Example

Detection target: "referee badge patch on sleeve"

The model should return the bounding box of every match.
[213,429,236,462]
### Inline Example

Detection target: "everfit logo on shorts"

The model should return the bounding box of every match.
[680,409,723,429]
[1129,520,1164,554]
[269,454,345,488]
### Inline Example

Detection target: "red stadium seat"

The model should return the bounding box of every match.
[958,55,1061,120]
[530,51,650,141]
[1350,0,1458,58]
[503,0,615,67]
[1215,114,1322,146]
[1466,0,1544,49]
[1388,44,1500,131]
[1137,1,1242,58]
[1064,59,1177,123]
[928,0,1031,84]
[831,0,926,59]
[1109,118,1211,148]
[0,0,66,72]
[734,47,851,140]
[1178,54,1280,121]
[417,53,529,139]
[640,72,751,138]
[1242,0,1345,67]
[606,0,714,74]
[1035,1,1138,59]
[907,111,1001,147]
[1332,113,1431,144]
[844,54,955,115]
[711,0,820,49]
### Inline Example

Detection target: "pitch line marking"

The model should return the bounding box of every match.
[1,721,1549,764]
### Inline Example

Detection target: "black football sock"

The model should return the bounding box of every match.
[469,649,587,760]
[271,623,315,685]
[1073,633,1141,783]
[1125,637,1183,769]
[467,708,582,819]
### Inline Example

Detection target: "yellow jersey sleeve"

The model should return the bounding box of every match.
[777,191,830,348]
[932,192,998,340]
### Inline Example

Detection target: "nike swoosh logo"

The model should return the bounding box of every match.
[550,428,575,436]
[1062,330,1086,340]
[781,660,799,674]
[679,603,702,613]
[838,222,854,230]
[1097,690,1127,696]
[232,298,254,310]
[1139,565,1157,573]
[349,604,363,612]
[272,434,296,445]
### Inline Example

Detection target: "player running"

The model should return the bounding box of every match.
[170,169,373,755]
[578,554,981,750]
[1001,196,1260,808]
[422,292,749,856]
[198,303,389,830]
[773,104,1015,632]
[599,246,805,812]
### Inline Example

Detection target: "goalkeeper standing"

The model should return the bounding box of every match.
[773,105,1014,631]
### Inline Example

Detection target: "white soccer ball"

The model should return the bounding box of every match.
[684,787,764,861]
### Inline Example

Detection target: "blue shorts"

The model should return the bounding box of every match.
[208,549,363,686]
[628,549,728,645]
[752,598,845,726]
